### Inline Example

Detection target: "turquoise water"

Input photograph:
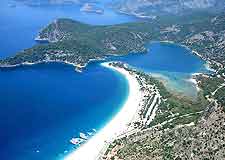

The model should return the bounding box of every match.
[0,1,209,160]
[109,42,209,97]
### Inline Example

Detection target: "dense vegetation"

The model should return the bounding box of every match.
[134,71,209,129]
[197,74,225,109]
[104,69,225,160]
[1,12,225,69]
[0,4,224,160]
[197,75,224,96]
[108,102,225,160]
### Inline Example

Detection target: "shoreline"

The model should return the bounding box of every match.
[0,41,216,74]
[0,60,87,72]
[187,75,201,92]
[64,62,143,160]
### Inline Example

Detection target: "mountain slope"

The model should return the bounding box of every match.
[1,13,225,71]
[111,0,225,18]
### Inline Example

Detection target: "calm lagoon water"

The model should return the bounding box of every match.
[0,1,208,159]
[110,42,209,97]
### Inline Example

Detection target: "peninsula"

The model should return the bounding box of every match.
[0,9,225,160]
[1,12,225,72]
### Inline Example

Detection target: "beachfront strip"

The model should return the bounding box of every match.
[64,60,225,160]
[63,61,162,160]
[99,62,162,159]
[101,63,225,160]
[65,60,212,160]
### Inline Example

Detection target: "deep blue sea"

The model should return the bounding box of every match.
[0,0,136,58]
[0,63,129,160]
[0,0,208,160]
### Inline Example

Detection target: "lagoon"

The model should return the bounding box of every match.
[110,42,209,97]
[0,1,209,159]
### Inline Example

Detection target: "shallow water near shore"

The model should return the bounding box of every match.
[0,1,210,159]
[109,42,210,97]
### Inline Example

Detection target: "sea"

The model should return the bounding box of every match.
[0,0,209,159]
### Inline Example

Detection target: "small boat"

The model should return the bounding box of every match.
[80,132,88,140]
[70,138,84,145]
[70,130,97,145]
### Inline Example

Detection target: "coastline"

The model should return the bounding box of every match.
[0,41,215,74]
[0,60,87,73]
[64,62,143,160]
[187,74,201,92]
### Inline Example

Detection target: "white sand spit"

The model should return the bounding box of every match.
[64,62,142,160]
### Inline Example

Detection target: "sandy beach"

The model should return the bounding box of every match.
[64,62,142,160]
